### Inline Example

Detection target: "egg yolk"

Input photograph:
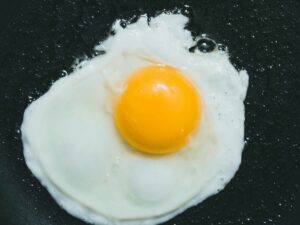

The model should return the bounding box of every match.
[114,65,201,154]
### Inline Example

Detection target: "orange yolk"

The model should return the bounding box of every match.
[114,65,201,154]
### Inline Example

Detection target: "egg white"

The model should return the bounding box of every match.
[21,13,248,225]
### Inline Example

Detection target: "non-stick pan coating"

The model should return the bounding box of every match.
[0,0,299,225]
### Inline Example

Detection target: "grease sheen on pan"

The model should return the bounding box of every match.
[21,13,249,225]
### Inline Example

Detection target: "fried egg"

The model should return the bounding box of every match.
[21,13,249,225]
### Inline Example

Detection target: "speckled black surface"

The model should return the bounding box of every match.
[0,0,299,225]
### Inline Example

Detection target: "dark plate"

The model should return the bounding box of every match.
[0,0,299,225]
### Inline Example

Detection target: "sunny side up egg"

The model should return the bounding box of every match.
[21,13,249,225]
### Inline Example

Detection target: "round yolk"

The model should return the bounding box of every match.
[114,65,201,154]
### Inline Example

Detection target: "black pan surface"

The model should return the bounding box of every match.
[0,0,299,225]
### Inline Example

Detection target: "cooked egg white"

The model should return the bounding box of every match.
[21,13,248,225]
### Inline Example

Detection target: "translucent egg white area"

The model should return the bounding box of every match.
[21,13,249,225]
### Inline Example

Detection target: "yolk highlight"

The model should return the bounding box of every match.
[114,65,201,154]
